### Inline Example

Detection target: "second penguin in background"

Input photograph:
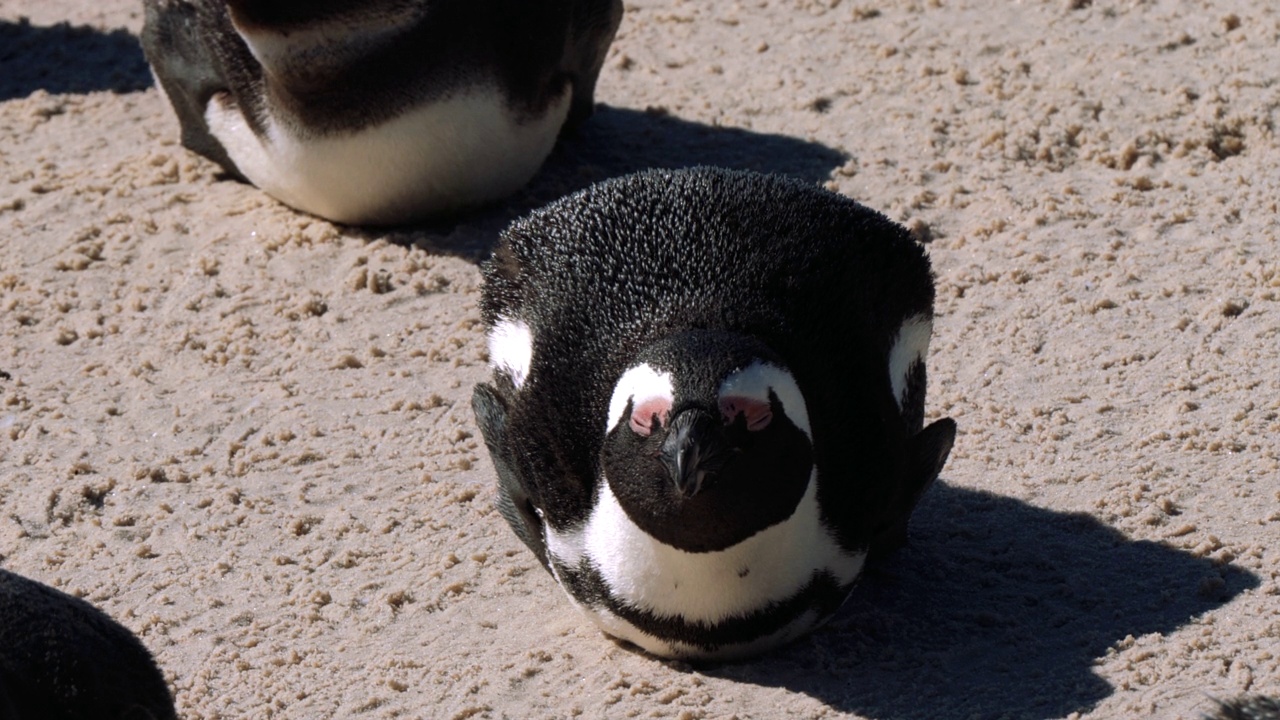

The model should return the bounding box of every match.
[141,0,623,225]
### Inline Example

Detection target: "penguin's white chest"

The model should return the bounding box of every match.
[544,472,867,659]
[205,85,571,225]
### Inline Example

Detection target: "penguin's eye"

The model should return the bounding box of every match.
[719,396,772,432]
[628,397,671,437]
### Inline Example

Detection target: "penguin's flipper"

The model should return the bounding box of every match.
[471,382,549,570]
[869,417,956,561]
[563,0,624,129]
[141,0,247,179]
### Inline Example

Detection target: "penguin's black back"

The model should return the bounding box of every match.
[482,167,938,547]
[0,569,177,720]
[141,0,623,138]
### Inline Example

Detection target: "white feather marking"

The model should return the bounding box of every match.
[887,314,932,410]
[204,83,570,224]
[718,361,811,440]
[606,364,674,435]
[546,471,864,628]
[487,318,533,390]
[544,519,585,598]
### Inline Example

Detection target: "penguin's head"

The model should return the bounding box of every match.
[600,330,814,553]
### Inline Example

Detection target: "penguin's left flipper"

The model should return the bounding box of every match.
[472,382,550,570]
[869,417,957,561]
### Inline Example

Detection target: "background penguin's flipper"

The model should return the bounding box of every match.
[563,0,624,129]
[140,0,247,179]
[472,382,549,570]
[870,417,957,561]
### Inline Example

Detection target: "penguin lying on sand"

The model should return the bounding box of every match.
[140,0,623,225]
[472,167,957,660]
[0,569,177,720]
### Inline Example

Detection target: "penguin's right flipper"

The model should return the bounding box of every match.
[472,383,549,570]
[869,417,956,561]
[140,0,246,179]
[563,0,624,129]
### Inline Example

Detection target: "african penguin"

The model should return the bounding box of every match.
[0,569,177,720]
[140,0,623,225]
[472,167,957,660]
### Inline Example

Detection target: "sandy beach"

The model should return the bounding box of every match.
[1,1,1278,718]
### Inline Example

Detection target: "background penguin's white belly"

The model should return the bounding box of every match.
[206,85,571,225]
[545,473,867,658]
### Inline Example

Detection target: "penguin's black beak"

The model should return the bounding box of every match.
[659,409,728,498]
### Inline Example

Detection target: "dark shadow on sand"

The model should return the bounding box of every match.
[372,104,849,259]
[0,19,152,101]
[701,481,1259,720]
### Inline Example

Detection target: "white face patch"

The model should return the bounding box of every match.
[887,314,932,410]
[718,361,811,440]
[543,471,865,656]
[204,82,571,224]
[606,364,674,436]
[487,318,533,390]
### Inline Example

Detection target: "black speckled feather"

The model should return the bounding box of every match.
[0,570,177,720]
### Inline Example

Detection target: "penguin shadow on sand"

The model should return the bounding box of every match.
[373,105,849,259]
[0,568,177,720]
[535,103,850,201]
[0,18,153,101]
[706,481,1260,720]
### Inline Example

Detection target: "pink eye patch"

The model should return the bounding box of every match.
[719,395,772,431]
[629,397,672,437]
